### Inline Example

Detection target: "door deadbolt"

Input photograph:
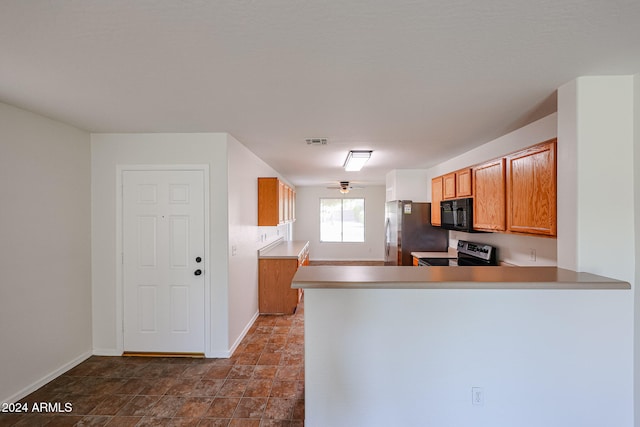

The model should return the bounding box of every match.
[195,256,202,263]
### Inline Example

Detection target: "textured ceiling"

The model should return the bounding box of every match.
[1,0,639,185]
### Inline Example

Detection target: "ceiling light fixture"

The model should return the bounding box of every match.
[343,150,372,172]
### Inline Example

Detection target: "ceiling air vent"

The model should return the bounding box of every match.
[305,138,328,145]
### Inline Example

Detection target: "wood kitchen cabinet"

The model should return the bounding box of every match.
[456,168,472,197]
[431,176,443,226]
[433,140,556,236]
[441,168,472,200]
[279,181,287,224]
[506,139,557,236]
[473,158,506,231]
[258,177,296,226]
[442,172,456,199]
[259,241,309,314]
[432,168,471,225]
[287,186,295,222]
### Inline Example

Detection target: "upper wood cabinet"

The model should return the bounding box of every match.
[431,176,443,226]
[278,181,289,224]
[432,168,471,225]
[443,172,456,199]
[441,168,472,200]
[506,139,557,236]
[258,177,296,226]
[288,186,296,223]
[473,158,506,231]
[431,139,556,237]
[456,168,472,197]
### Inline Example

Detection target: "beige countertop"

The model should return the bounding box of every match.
[291,266,629,290]
[258,240,309,259]
[411,247,458,259]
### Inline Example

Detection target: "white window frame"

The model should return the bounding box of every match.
[319,197,366,243]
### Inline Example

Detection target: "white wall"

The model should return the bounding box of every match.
[557,76,636,281]
[385,169,430,202]
[91,133,230,356]
[293,185,386,261]
[91,132,289,358]
[557,75,638,426]
[226,135,290,352]
[448,231,557,266]
[426,113,558,266]
[304,288,633,427]
[426,114,558,184]
[0,102,92,403]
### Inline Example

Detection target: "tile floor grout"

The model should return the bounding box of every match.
[0,302,305,427]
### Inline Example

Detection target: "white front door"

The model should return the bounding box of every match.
[122,169,205,353]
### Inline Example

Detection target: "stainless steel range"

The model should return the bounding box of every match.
[418,240,498,267]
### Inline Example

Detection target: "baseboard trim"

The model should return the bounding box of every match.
[210,310,260,358]
[229,310,260,356]
[123,352,204,358]
[92,348,123,357]
[2,350,93,404]
[92,311,262,360]
[208,350,232,358]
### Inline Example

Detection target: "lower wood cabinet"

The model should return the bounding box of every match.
[258,245,309,314]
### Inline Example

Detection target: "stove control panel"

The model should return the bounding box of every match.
[457,240,495,261]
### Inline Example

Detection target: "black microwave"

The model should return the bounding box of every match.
[441,198,475,232]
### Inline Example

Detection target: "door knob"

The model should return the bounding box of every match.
[195,256,202,263]
[194,269,202,276]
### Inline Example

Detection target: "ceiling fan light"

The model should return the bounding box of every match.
[339,187,350,194]
[343,150,372,171]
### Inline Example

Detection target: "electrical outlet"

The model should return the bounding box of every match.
[472,387,484,406]
[529,248,537,262]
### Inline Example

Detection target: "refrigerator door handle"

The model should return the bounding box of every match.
[384,218,391,260]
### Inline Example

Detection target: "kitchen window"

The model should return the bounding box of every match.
[320,198,365,242]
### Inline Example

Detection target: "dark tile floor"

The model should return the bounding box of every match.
[1,302,305,427]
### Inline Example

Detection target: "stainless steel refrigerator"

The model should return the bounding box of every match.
[384,201,448,266]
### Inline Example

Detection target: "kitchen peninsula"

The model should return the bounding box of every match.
[292,266,632,427]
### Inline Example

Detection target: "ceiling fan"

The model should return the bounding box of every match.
[326,181,364,194]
